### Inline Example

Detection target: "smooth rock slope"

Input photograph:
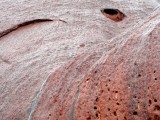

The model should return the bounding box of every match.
[0,0,160,120]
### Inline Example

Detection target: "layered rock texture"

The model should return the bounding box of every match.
[0,0,160,120]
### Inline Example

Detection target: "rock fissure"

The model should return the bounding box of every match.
[0,19,66,39]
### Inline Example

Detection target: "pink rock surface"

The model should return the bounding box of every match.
[0,0,160,120]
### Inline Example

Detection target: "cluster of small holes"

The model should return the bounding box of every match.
[147,70,159,119]
[105,78,123,119]
[154,105,160,111]
[48,114,51,119]
[90,67,159,120]
[94,97,100,119]
[154,115,160,120]
[153,70,158,81]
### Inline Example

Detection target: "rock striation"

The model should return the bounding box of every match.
[0,0,160,120]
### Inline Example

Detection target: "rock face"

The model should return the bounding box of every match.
[0,0,160,120]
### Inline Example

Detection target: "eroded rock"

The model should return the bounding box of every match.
[0,0,160,120]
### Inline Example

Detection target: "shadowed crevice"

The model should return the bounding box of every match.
[101,8,126,22]
[102,9,118,15]
[0,19,66,39]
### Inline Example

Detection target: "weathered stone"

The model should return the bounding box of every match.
[0,0,160,120]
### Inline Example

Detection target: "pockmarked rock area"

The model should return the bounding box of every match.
[0,0,160,120]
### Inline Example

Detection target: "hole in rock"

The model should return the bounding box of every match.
[101,90,104,93]
[155,78,157,80]
[102,9,118,15]
[117,103,120,105]
[154,99,157,102]
[86,78,90,82]
[114,111,117,116]
[94,106,97,109]
[138,74,141,77]
[101,8,126,22]
[134,95,137,98]
[133,111,138,115]
[134,62,137,65]
[96,97,99,102]
[96,113,99,117]
[115,91,118,93]
[87,116,91,120]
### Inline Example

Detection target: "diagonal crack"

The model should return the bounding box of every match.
[27,73,52,120]
[69,83,81,120]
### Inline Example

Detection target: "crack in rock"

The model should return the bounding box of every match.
[0,19,67,39]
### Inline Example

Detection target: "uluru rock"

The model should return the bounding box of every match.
[0,0,160,120]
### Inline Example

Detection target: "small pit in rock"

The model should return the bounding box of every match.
[87,116,91,120]
[95,112,99,118]
[114,111,117,116]
[133,111,138,115]
[154,99,157,102]
[80,44,85,47]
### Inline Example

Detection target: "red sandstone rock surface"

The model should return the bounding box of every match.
[0,0,160,120]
